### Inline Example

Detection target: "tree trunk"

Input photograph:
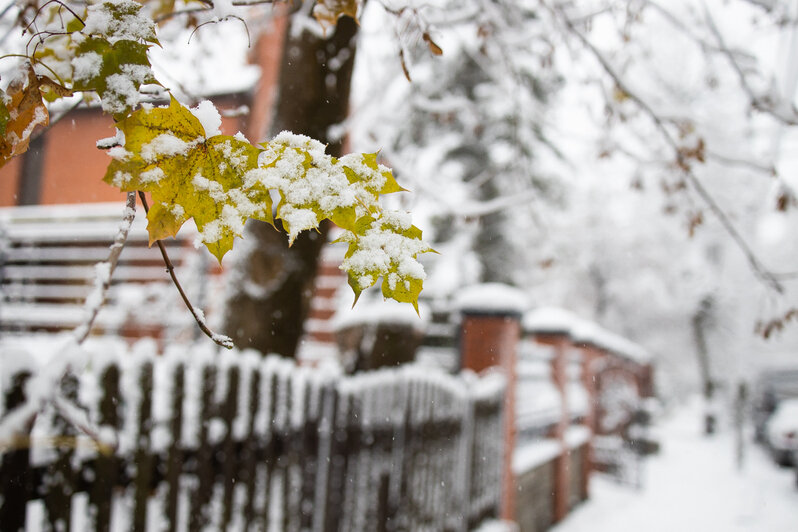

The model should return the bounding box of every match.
[222,6,360,357]
[692,295,716,435]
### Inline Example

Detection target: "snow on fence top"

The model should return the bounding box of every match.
[454,283,528,315]
[522,306,651,363]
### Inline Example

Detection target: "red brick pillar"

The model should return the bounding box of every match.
[457,284,525,523]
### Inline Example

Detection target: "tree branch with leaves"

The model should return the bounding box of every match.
[0,0,431,348]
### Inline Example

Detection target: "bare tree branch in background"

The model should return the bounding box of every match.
[547,0,785,293]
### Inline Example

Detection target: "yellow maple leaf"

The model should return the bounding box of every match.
[103,97,270,262]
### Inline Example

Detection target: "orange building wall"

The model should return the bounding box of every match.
[0,156,23,207]
[247,13,288,142]
[38,108,125,205]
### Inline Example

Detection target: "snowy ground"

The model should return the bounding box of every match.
[553,399,797,532]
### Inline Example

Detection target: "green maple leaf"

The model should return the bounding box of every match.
[254,137,404,244]
[103,97,271,262]
[342,152,406,197]
[338,211,432,311]
[72,37,156,119]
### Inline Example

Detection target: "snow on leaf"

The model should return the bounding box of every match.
[71,37,156,119]
[0,64,51,167]
[250,134,401,245]
[102,96,269,262]
[83,0,159,45]
[338,211,433,311]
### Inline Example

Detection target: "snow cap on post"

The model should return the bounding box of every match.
[454,282,527,317]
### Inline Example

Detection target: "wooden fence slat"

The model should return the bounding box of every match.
[164,363,184,532]
[89,364,121,532]
[132,362,154,532]
[43,373,79,532]
[239,366,261,531]
[323,387,349,532]
[219,364,239,530]
[0,370,33,532]
[311,381,333,532]
[277,368,292,532]
[296,379,312,530]
[253,369,278,530]
[188,365,217,531]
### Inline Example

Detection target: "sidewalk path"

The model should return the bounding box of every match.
[552,400,797,532]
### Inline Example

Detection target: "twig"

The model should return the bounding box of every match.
[548,1,785,294]
[704,148,777,176]
[154,0,297,22]
[137,191,234,349]
[154,6,212,24]
[0,196,137,453]
[51,394,117,454]
[704,5,798,126]
[187,14,251,47]
[640,0,755,60]
[73,191,137,343]
[23,0,85,35]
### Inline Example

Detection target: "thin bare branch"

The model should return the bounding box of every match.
[137,191,234,349]
[51,394,117,454]
[188,14,251,47]
[23,0,85,35]
[154,6,211,23]
[640,0,755,61]
[72,192,137,343]
[704,148,777,176]
[704,6,798,126]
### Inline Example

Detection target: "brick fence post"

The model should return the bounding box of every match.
[455,283,525,523]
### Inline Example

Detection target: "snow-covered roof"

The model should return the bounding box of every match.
[454,283,527,315]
